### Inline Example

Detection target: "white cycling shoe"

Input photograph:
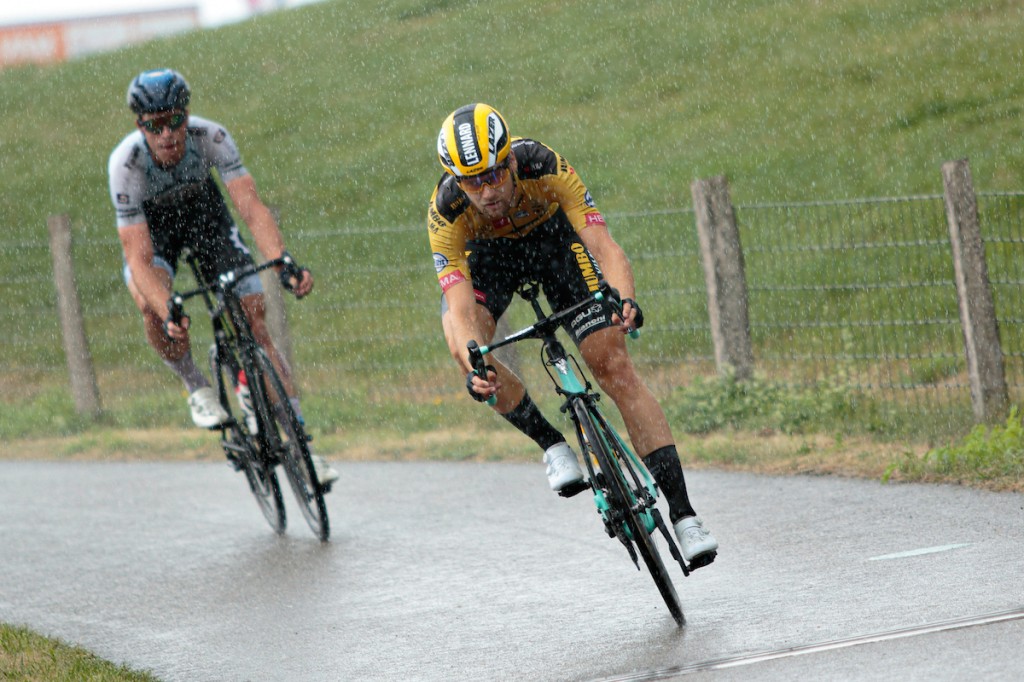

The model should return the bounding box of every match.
[543,442,584,493]
[674,516,718,567]
[188,387,230,429]
[310,454,340,488]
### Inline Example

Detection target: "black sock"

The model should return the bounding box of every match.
[501,392,564,451]
[644,445,696,523]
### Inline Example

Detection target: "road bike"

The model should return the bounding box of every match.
[468,281,702,626]
[169,251,330,542]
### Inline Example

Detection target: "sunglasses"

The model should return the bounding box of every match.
[458,162,511,193]
[138,112,187,135]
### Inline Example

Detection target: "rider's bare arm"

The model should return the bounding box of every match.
[119,223,172,318]
[578,224,639,329]
[444,280,492,375]
[225,174,313,297]
[226,174,283,259]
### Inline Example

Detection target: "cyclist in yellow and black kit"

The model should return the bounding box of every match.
[428,103,718,566]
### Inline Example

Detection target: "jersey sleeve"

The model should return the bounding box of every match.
[107,134,148,228]
[543,150,606,233]
[427,181,471,293]
[192,117,248,182]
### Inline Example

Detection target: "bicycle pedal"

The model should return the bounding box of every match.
[557,479,591,498]
[687,551,717,571]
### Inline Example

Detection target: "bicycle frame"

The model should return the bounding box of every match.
[468,280,691,623]
[171,251,329,541]
[469,281,681,558]
[176,254,279,426]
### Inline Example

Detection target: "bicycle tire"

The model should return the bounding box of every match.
[574,400,685,626]
[250,348,330,542]
[209,344,286,534]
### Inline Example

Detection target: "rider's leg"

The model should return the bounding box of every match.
[579,328,697,520]
[579,328,717,562]
[241,291,298,400]
[126,263,209,393]
[241,287,337,486]
[125,261,226,428]
[443,304,562,446]
[579,327,673,455]
[442,304,581,489]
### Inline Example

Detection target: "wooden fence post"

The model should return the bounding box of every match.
[691,175,754,380]
[261,207,296,374]
[942,158,1008,422]
[47,214,102,418]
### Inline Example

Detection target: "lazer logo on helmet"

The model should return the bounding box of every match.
[457,123,480,165]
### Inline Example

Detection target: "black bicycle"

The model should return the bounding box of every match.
[169,251,329,542]
[468,281,702,626]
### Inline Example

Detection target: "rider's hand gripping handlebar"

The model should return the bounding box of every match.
[466,340,497,406]
[278,251,311,299]
[598,280,642,339]
[163,294,188,339]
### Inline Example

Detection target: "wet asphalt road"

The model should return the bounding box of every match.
[1,459,1022,681]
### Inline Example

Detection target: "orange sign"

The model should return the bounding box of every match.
[0,24,66,66]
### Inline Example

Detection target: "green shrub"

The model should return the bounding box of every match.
[665,369,858,435]
[885,406,1024,483]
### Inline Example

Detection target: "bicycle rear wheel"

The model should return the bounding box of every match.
[249,348,330,542]
[209,344,286,534]
[574,400,684,626]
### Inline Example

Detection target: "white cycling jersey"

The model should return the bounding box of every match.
[107,115,253,279]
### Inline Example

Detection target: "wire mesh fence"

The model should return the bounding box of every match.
[6,190,1024,431]
[740,195,967,411]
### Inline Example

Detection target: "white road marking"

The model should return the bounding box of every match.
[867,543,971,561]
[594,607,1024,681]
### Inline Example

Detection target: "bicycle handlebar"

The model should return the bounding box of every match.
[466,279,640,405]
[164,253,305,335]
[473,279,635,354]
[169,254,296,309]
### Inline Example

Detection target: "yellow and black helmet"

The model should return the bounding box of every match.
[437,103,510,177]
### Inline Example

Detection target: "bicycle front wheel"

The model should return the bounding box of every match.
[574,400,684,626]
[249,348,330,542]
[209,343,286,534]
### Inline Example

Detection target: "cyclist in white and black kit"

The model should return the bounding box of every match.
[108,68,338,486]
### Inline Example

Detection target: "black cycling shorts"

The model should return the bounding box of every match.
[445,211,615,345]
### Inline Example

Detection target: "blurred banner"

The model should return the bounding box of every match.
[0,6,199,67]
[247,0,288,12]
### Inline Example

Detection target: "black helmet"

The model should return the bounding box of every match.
[127,68,191,115]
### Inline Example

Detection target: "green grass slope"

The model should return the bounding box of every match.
[1,0,1022,439]
[2,0,1021,233]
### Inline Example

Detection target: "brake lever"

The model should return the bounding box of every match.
[467,340,497,406]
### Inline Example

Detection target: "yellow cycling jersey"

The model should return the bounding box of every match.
[428,137,607,293]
